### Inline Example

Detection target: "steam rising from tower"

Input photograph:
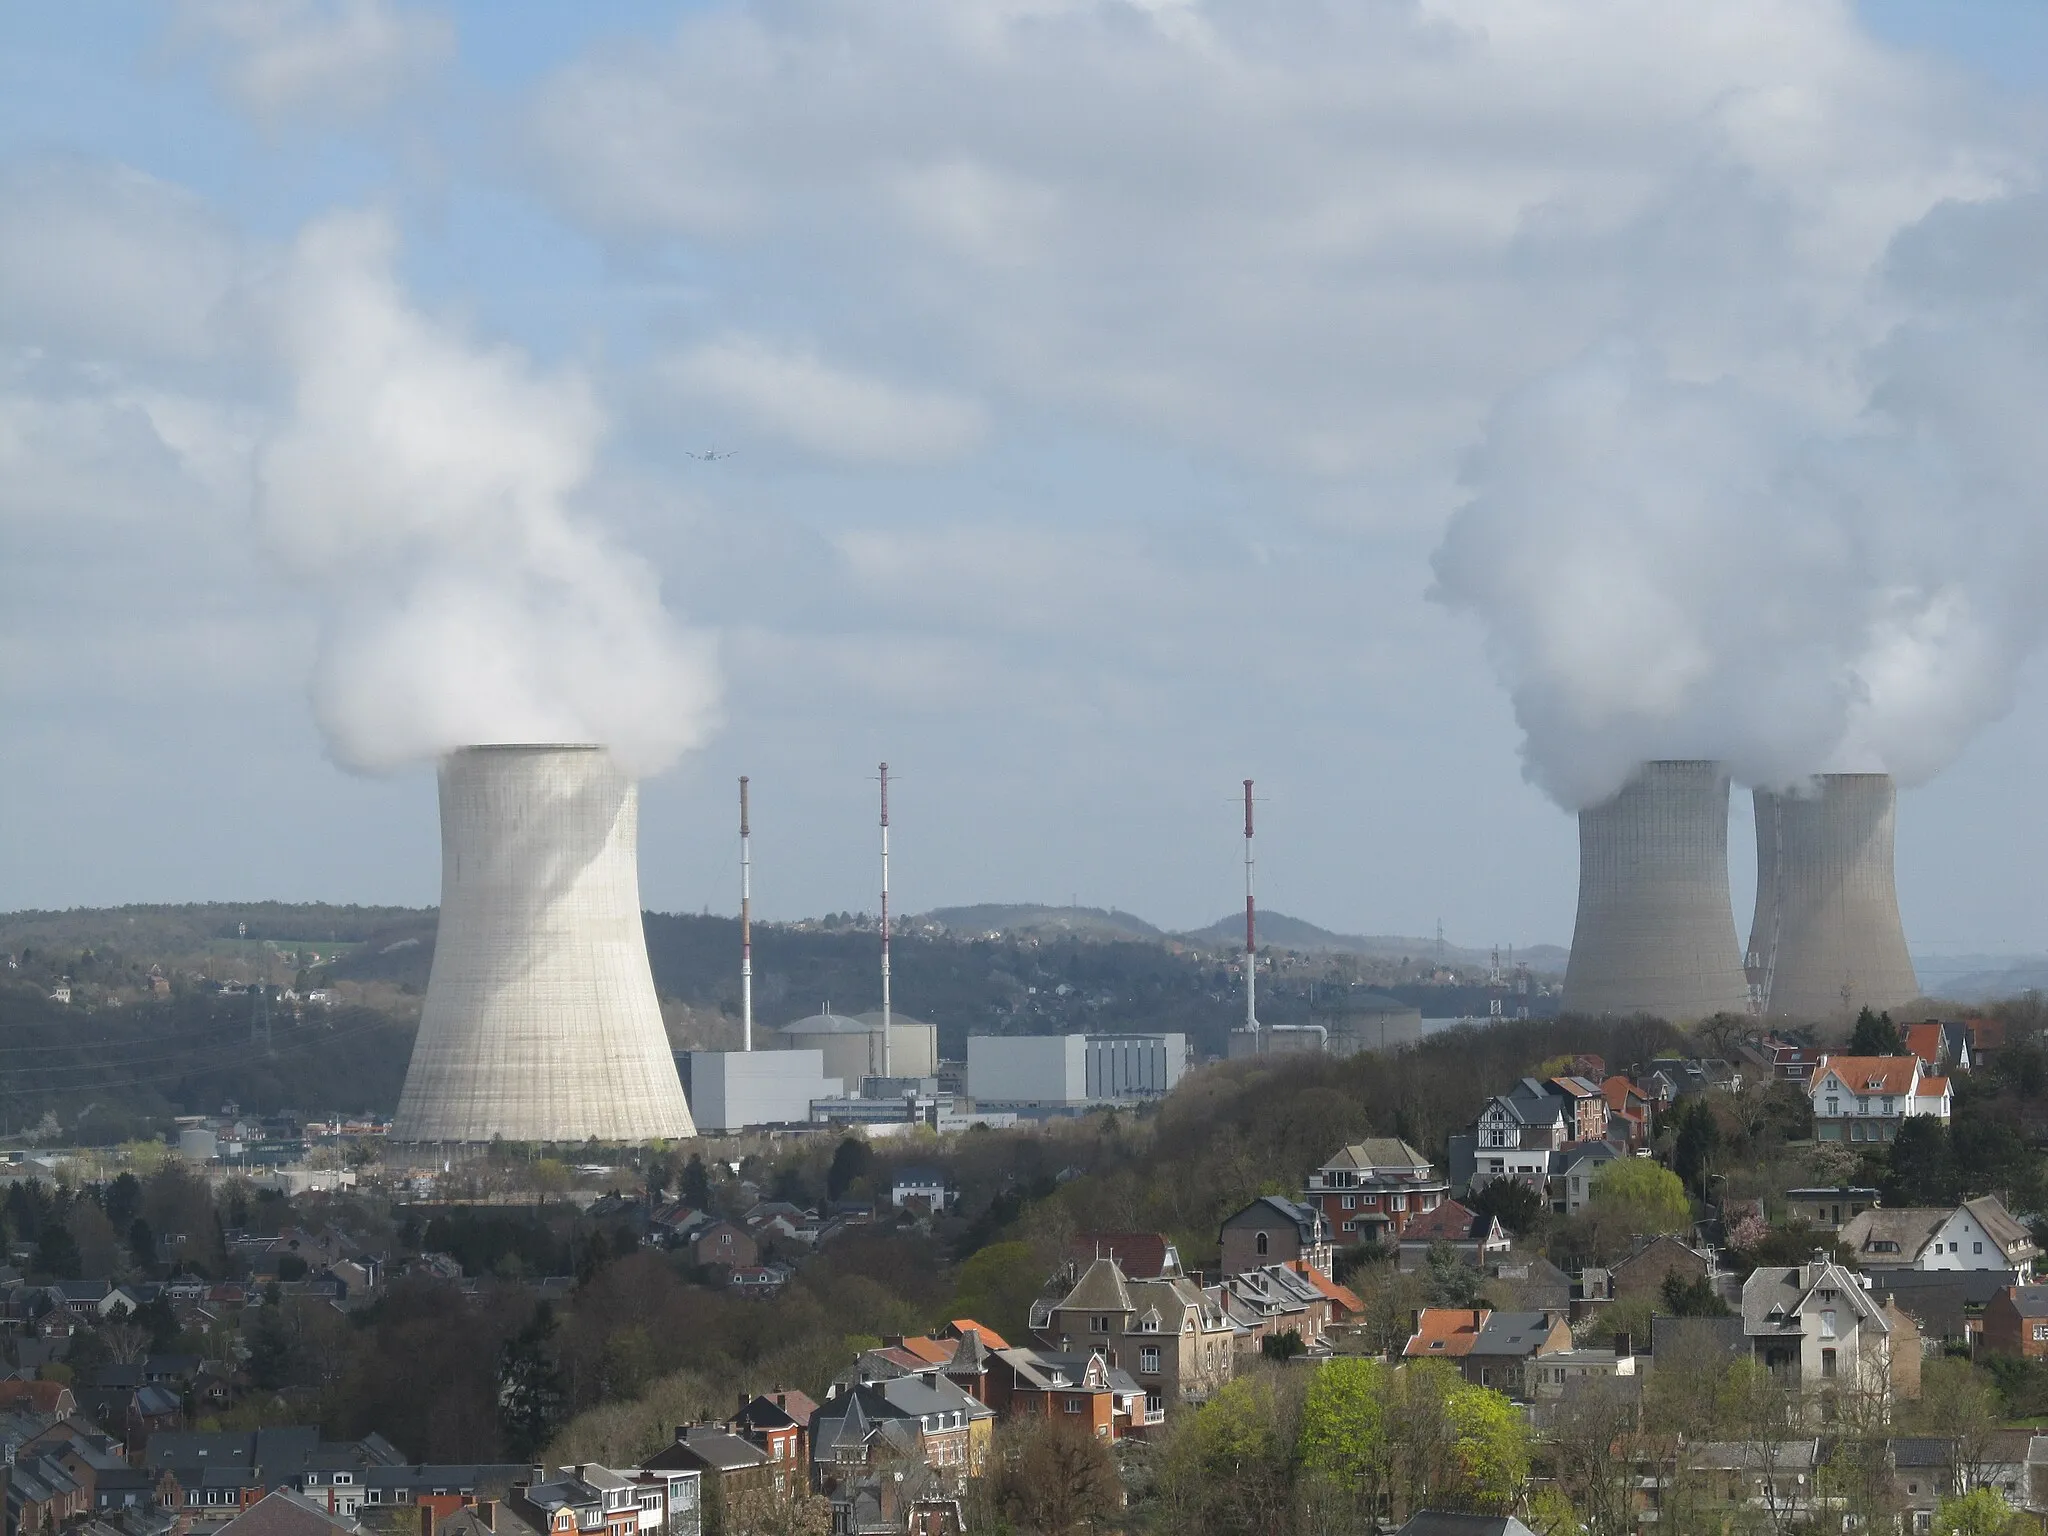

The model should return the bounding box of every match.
[740,775,753,1052]
[878,761,892,1080]
[391,745,696,1143]
[1747,774,1919,1022]
[1561,760,1750,1023]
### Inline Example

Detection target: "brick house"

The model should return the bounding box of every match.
[1394,1200,1512,1272]
[1610,1235,1710,1302]
[1458,1311,1573,1396]
[1301,1139,1449,1244]
[1982,1285,2048,1360]
[690,1223,758,1271]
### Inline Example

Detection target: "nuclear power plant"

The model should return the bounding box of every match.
[1747,773,1920,1022]
[391,744,697,1144]
[1560,759,1752,1023]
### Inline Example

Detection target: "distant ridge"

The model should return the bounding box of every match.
[1177,912,1568,970]
[916,902,1566,971]
[921,904,1165,941]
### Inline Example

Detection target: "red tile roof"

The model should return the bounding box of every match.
[1289,1263,1364,1316]
[1399,1199,1492,1244]
[1069,1231,1173,1279]
[1813,1056,1920,1097]
[1404,1308,1489,1358]
[1905,1023,1943,1068]
[945,1319,1012,1350]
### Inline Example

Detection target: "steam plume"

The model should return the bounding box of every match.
[1432,193,2048,810]
[255,211,718,774]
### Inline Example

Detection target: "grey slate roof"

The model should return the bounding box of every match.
[1468,1312,1558,1359]
[1396,1514,1538,1536]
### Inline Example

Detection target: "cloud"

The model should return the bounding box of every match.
[255,210,720,774]
[526,0,2017,484]
[659,336,987,465]
[0,156,239,361]
[1431,192,2048,808]
[175,0,452,124]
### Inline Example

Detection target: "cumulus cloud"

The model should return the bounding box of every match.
[1432,192,2048,808]
[526,0,2015,482]
[659,336,987,465]
[175,0,452,124]
[256,210,719,774]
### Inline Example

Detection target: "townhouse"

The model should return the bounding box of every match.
[1300,1139,1449,1244]
[1807,1055,1952,1144]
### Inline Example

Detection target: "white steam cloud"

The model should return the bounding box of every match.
[256,210,719,774]
[1432,191,2048,811]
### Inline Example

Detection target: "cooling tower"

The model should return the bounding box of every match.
[1747,774,1919,1023]
[1560,760,1752,1023]
[391,745,697,1143]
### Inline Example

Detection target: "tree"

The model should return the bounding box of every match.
[1659,1272,1730,1317]
[1887,1118,1957,1206]
[34,1222,80,1280]
[826,1138,873,1203]
[1590,1160,1690,1235]
[722,1478,832,1536]
[1467,1177,1546,1237]
[994,1414,1122,1536]
[1424,1242,1483,1308]
[1527,1487,1584,1536]
[496,1303,566,1460]
[1446,1382,1529,1512]
[1849,1008,1905,1056]
[1934,1488,2026,1536]
[682,1154,711,1210]
[1296,1357,1389,1524]
[951,1241,1047,1345]
[128,1217,155,1273]
[1262,1329,1307,1361]
[1669,1098,1720,1199]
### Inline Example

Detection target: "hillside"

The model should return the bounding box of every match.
[919,903,1165,940]
[1177,910,1569,972]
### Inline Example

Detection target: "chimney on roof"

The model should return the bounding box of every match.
[1615,1333,1631,1359]
[419,1507,434,1536]
[477,1500,496,1532]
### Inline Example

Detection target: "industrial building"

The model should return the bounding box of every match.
[966,1033,1186,1109]
[684,1050,842,1133]
[773,1010,936,1086]
[1747,773,1920,1022]
[1560,760,1751,1024]
[390,745,698,1143]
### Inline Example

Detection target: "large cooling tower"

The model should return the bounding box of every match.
[1747,774,1919,1023]
[1560,760,1752,1023]
[391,745,697,1143]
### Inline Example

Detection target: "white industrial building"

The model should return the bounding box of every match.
[685,1050,842,1134]
[773,1010,938,1088]
[966,1032,1186,1109]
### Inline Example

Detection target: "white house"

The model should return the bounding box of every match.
[1839,1196,2037,1281]
[1807,1056,1951,1144]
[890,1167,950,1213]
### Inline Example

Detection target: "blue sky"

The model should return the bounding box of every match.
[5,1,2048,961]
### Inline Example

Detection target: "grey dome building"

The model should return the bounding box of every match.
[774,1009,935,1087]
[391,745,696,1144]
[1561,759,1751,1024]
[1747,773,1919,1023]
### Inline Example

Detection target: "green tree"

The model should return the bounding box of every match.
[1527,1487,1583,1536]
[951,1241,1047,1344]
[681,1153,711,1209]
[1262,1329,1307,1361]
[1669,1099,1720,1199]
[1590,1160,1690,1234]
[1446,1382,1529,1511]
[1296,1357,1389,1520]
[1934,1487,2024,1536]
[497,1303,566,1460]
[1849,1008,1905,1056]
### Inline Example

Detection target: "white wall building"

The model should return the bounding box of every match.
[967,1033,1186,1108]
[686,1050,842,1133]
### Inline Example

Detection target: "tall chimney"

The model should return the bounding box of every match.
[1748,773,1918,1022]
[740,776,753,1052]
[391,745,696,1142]
[1560,760,1750,1024]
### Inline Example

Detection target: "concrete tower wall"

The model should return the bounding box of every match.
[1561,759,1752,1023]
[1748,774,1919,1023]
[392,745,697,1143]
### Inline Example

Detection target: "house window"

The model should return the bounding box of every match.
[2032,1324,2047,1343]
[1342,1196,1356,1210]
[1975,1242,1984,1255]
[1821,1349,1837,1379]
[1064,1398,1083,1414]
[1826,1097,1840,1116]
[1821,1310,1837,1339]
[1256,1232,1269,1256]
[1140,1348,1161,1374]
[1882,1098,1894,1114]
[1090,1315,1111,1334]
[1389,1195,1406,1212]
[1146,1392,1163,1416]
[1343,1222,1355,1233]
[1859,1097,1870,1114]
